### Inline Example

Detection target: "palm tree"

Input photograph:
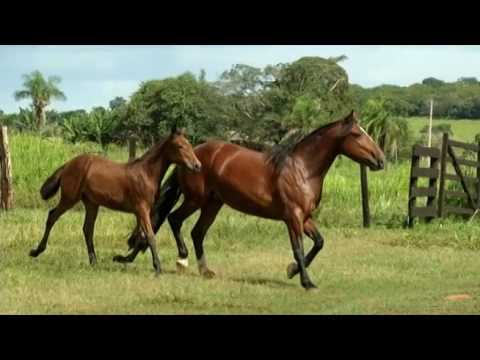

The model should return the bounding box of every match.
[14,71,66,129]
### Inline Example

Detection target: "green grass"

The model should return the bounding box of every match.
[1,208,479,314]
[407,117,480,143]
[1,121,480,314]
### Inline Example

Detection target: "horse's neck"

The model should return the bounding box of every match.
[289,132,339,189]
[139,142,171,186]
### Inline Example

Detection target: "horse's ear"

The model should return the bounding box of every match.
[344,110,357,123]
[339,112,355,137]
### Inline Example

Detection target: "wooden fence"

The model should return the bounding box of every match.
[408,133,480,227]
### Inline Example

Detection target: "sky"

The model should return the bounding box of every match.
[1,45,480,113]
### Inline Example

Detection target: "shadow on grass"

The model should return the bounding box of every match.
[230,275,297,289]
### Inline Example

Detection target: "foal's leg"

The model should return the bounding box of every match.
[82,198,99,265]
[287,217,324,279]
[29,197,75,258]
[112,222,145,264]
[138,205,162,275]
[167,200,199,272]
[191,200,223,278]
[285,212,316,290]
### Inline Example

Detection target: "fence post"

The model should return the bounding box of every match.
[0,126,14,210]
[426,153,439,223]
[360,164,370,228]
[128,136,137,161]
[438,132,449,218]
[408,146,419,228]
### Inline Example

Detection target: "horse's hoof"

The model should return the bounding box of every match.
[201,269,216,279]
[303,283,318,291]
[112,255,126,263]
[29,249,39,257]
[286,262,298,279]
[176,259,189,274]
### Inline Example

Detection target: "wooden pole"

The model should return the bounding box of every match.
[0,126,14,210]
[360,164,370,228]
[437,132,449,218]
[428,99,434,148]
[128,136,137,161]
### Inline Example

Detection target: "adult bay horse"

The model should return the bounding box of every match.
[29,126,202,274]
[120,111,385,289]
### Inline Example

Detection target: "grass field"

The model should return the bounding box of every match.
[1,120,480,314]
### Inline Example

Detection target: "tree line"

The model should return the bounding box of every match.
[1,56,479,162]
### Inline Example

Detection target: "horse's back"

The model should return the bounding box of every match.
[186,140,280,218]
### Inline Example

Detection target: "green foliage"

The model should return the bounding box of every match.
[62,108,120,150]
[126,72,227,145]
[360,98,412,162]
[353,78,480,119]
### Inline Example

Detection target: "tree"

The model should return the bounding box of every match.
[126,72,227,145]
[109,96,127,110]
[422,77,445,87]
[14,70,66,129]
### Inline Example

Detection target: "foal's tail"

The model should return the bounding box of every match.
[40,165,65,200]
[127,168,182,251]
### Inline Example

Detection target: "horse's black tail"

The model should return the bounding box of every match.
[40,165,65,200]
[127,168,182,252]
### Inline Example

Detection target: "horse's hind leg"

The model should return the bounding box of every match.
[82,198,99,265]
[191,200,222,278]
[287,218,324,279]
[167,200,199,272]
[29,197,75,258]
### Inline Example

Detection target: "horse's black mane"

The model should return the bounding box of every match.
[266,118,344,171]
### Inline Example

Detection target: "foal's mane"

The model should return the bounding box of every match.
[266,117,344,171]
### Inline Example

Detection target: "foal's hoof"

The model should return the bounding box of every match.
[201,269,216,279]
[286,262,298,279]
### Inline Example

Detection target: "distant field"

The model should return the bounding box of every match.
[407,117,480,143]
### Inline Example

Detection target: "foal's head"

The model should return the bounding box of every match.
[165,126,202,172]
[336,111,385,171]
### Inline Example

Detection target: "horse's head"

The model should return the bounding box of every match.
[165,125,202,172]
[336,110,385,171]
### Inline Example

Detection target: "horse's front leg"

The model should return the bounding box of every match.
[285,212,317,290]
[287,217,324,279]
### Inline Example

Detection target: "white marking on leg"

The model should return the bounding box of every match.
[176,257,189,268]
[197,254,207,274]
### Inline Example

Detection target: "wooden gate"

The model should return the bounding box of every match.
[438,133,480,218]
[408,133,480,227]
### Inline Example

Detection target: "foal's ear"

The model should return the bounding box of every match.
[171,123,178,135]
